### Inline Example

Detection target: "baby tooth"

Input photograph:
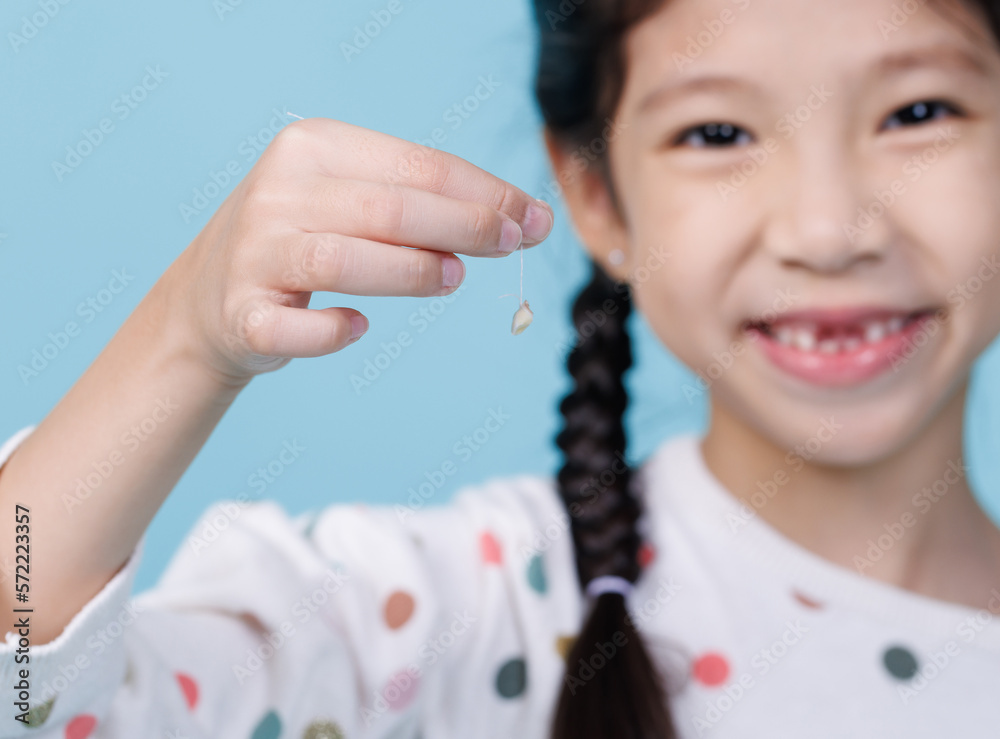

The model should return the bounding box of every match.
[818,339,839,354]
[864,321,886,343]
[843,336,862,351]
[775,326,795,346]
[792,327,817,351]
[887,316,904,333]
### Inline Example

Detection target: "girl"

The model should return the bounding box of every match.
[3,0,1000,736]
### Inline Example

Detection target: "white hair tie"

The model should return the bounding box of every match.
[585,575,633,600]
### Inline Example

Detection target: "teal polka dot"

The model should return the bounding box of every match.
[22,697,54,727]
[251,710,282,739]
[526,554,547,594]
[495,657,528,698]
[883,646,919,680]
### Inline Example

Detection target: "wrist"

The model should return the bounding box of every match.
[147,250,255,398]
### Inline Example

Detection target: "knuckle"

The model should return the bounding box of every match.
[358,183,406,236]
[240,301,278,356]
[491,180,522,222]
[311,235,351,286]
[468,204,498,252]
[397,145,451,192]
[240,177,280,216]
[269,118,315,154]
[407,251,441,295]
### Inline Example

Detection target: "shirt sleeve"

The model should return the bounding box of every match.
[0,424,584,738]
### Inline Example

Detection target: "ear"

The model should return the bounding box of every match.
[543,128,631,283]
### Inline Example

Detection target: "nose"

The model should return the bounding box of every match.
[763,143,888,273]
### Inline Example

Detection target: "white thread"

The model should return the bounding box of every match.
[286,111,304,120]
[585,575,633,600]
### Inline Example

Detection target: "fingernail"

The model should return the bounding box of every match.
[442,257,465,288]
[498,218,523,255]
[349,315,369,343]
[522,201,554,245]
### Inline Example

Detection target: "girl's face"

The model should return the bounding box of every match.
[575,0,1000,463]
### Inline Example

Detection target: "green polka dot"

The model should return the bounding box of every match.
[21,697,54,727]
[526,554,547,594]
[883,646,919,680]
[251,710,282,739]
[495,657,528,698]
[303,720,345,739]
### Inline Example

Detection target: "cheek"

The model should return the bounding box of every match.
[901,151,1000,350]
[625,168,750,367]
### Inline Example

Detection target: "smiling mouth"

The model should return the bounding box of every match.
[742,308,937,354]
[739,305,943,388]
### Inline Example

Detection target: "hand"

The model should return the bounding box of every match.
[164,117,554,386]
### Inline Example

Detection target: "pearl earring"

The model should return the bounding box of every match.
[608,248,625,266]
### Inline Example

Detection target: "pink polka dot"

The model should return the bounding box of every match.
[637,542,655,568]
[175,672,199,710]
[479,531,503,565]
[382,668,420,711]
[65,714,97,739]
[692,652,730,687]
[792,590,823,609]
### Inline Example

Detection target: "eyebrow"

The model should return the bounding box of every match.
[635,44,991,117]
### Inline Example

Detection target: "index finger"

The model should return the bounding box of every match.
[274,117,555,245]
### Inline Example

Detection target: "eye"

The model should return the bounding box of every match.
[881,100,962,130]
[674,123,753,148]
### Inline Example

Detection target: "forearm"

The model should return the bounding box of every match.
[0,255,249,644]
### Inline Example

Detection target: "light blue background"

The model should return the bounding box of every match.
[1,0,998,592]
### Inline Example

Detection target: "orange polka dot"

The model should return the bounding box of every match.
[637,542,655,568]
[480,531,502,564]
[692,652,730,687]
[383,590,416,629]
[65,714,97,739]
[175,672,199,710]
[792,589,823,609]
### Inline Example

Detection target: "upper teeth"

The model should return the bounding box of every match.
[769,316,909,352]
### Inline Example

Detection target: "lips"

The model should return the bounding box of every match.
[744,307,935,355]
[741,305,941,387]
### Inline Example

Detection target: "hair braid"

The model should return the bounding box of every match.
[551,262,675,739]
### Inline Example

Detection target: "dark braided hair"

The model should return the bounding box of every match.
[532,1,1000,738]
